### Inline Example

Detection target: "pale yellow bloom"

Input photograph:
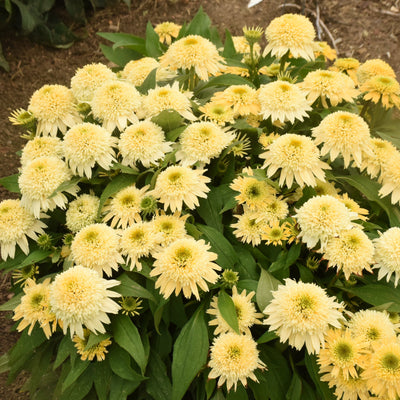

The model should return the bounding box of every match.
[357,58,396,85]
[73,328,112,361]
[154,21,181,45]
[21,136,63,167]
[66,194,100,233]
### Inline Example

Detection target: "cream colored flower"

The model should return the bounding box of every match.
[300,70,359,107]
[71,63,116,102]
[152,211,189,247]
[176,121,234,166]
[294,195,358,249]
[102,185,148,228]
[21,136,63,167]
[66,194,100,233]
[263,278,344,354]
[207,286,263,335]
[312,111,371,168]
[198,101,235,126]
[232,36,261,55]
[71,223,124,276]
[330,58,360,83]
[260,133,330,188]
[63,123,117,178]
[258,80,312,123]
[231,209,268,246]
[361,75,400,109]
[120,221,161,271]
[150,237,221,300]
[379,150,400,204]
[0,199,47,260]
[159,35,225,81]
[91,80,142,132]
[142,82,195,120]
[154,22,181,45]
[19,156,79,218]
[119,120,172,168]
[49,265,121,338]
[208,332,266,391]
[152,166,210,212]
[263,13,316,60]
[357,58,396,85]
[348,310,397,346]
[13,278,56,339]
[374,227,400,287]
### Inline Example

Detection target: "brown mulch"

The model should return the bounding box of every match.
[0,0,399,398]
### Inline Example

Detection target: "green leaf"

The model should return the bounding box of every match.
[0,41,9,71]
[286,373,302,400]
[195,74,254,95]
[146,350,172,400]
[62,358,90,392]
[222,30,236,58]
[0,248,52,272]
[98,174,137,216]
[145,21,163,57]
[109,375,140,400]
[0,174,20,193]
[12,0,42,33]
[99,43,141,67]
[60,364,94,400]
[196,224,237,269]
[64,0,86,24]
[93,360,112,400]
[49,176,81,198]
[171,307,209,400]
[54,335,75,369]
[218,290,240,334]
[114,273,156,302]
[112,314,147,374]
[84,332,111,351]
[342,283,400,312]
[184,7,212,37]
[108,344,145,382]
[0,353,9,374]
[136,68,157,94]
[257,331,278,344]
[151,109,183,132]
[305,353,335,400]
[0,292,22,311]
[334,173,400,227]
[256,268,280,312]
[226,385,248,399]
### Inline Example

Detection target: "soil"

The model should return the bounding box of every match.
[0,0,399,398]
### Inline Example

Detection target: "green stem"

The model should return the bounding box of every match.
[279,51,289,74]
[360,101,371,119]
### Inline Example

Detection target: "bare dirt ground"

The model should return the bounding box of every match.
[0,0,399,398]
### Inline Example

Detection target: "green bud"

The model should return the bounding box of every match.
[222,269,239,288]
[37,234,53,250]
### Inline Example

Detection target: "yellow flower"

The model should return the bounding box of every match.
[211,85,260,117]
[21,136,63,167]
[337,194,369,221]
[232,36,261,55]
[66,194,100,233]
[73,329,112,361]
[262,221,291,246]
[312,111,371,168]
[321,371,371,400]
[152,166,210,212]
[362,340,400,399]
[318,328,368,380]
[159,35,225,81]
[91,80,142,132]
[142,82,195,121]
[152,211,189,247]
[230,175,276,211]
[314,179,340,197]
[19,156,79,218]
[294,195,358,249]
[257,80,312,124]
[102,185,148,229]
[263,279,344,354]
[361,75,400,109]
[49,265,121,338]
[231,209,268,246]
[154,21,181,45]
[120,221,161,271]
[13,278,56,339]
[330,58,360,83]
[63,123,117,178]
[374,227,400,287]
[314,41,337,61]
[150,237,221,300]
[207,286,263,335]
[198,101,235,126]
[300,70,359,108]
[356,58,396,85]
[260,133,330,188]
[0,199,47,260]
[119,120,172,168]
[71,223,124,276]
[71,63,115,102]
[28,84,82,136]
[176,121,235,166]
[208,332,266,391]
[263,13,316,61]
[379,150,400,205]
[348,310,397,346]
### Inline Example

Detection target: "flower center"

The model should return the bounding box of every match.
[168,172,183,183]
[381,353,400,371]
[129,229,145,242]
[295,294,315,314]
[246,183,261,198]
[228,345,241,360]
[121,194,136,206]
[334,342,353,362]
[30,293,44,309]
[233,87,248,96]
[84,231,99,243]
[161,221,173,232]
[175,247,192,266]
[184,38,198,46]
[366,327,380,341]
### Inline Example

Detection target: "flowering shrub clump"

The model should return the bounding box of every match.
[1,9,400,400]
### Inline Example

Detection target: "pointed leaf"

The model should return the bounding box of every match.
[218,290,240,334]
[256,268,280,312]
